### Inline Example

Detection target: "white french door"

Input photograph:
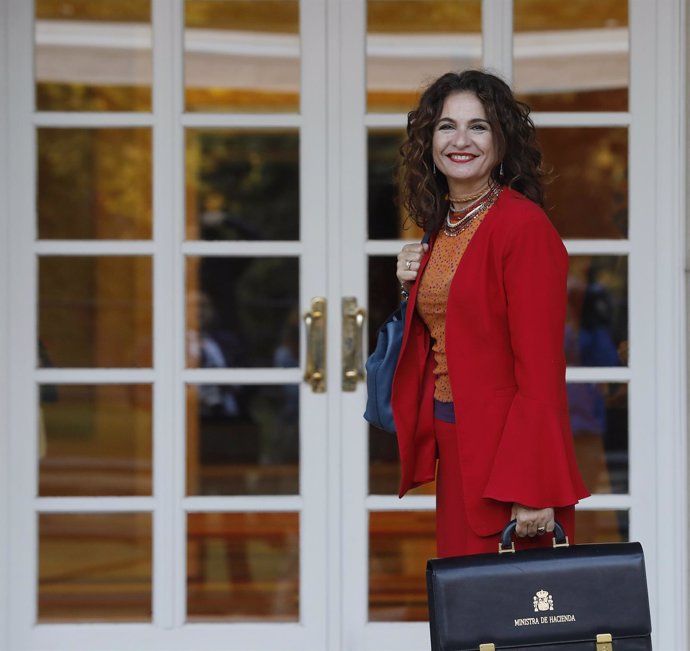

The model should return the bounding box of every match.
[1,1,687,650]
[6,0,331,649]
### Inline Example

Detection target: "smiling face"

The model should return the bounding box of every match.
[432,91,499,196]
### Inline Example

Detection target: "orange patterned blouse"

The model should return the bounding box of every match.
[416,212,488,402]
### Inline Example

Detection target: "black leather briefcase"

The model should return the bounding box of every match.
[426,521,652,651]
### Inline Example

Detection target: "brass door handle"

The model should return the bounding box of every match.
[342,296,367,391]
[303,297,326,393]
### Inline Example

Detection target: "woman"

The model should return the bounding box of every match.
[392,70,589,558]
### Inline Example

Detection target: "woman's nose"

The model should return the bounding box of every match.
[451,128,470,147]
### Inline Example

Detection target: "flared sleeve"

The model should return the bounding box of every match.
[482,211,590,507]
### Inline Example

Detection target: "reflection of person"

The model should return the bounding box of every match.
[191,291,244,419]
[391,70,589,557]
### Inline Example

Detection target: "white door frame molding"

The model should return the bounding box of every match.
[0,0,11,647]
[641,0,688,646]
[7,0,39,645]
[4,0,331,648]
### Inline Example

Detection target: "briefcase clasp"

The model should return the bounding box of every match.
[479,644,495,651]
[596,633,613,651]
[553,535,570,548]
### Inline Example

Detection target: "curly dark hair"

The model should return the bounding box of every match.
[399,69,544,233]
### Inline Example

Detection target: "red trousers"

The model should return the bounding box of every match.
[435,418,575,558]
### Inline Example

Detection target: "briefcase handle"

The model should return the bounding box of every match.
[499,519,570,554]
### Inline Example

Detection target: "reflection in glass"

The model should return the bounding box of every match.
[369,510,435,622]
[38,512,152,622]
[184,0,300,113]
[367,0,481,113]
[367,257,401,495]
[575,510,628,544]
[38,128,152,239]
[35,0,152,112]
[566,255,627,368]
[39,384,152,496]
[187,512,299,621]
[540,127,628,239]
[186,257,299,368]
[185,129,299,240]
[569,382,627,495]
[186,384,299,496]
[367,130,423,241]
[368,256,400,358]
[513,0,628,112]
[39,257,152,368]
[368,256,435,496]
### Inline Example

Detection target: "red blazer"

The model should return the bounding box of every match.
[391,188,590,536]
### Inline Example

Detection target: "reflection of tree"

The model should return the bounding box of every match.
[38,128,151,238]
[513,0,627,32]
[539,126,628,239]
[36,0,149,22]
[368,2,481,33]
[368,132,405,240]
[189,130,299,241]
[236,258,299,366]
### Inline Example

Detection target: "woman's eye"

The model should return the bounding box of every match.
[471,124,487,132]
[438,123,453,131]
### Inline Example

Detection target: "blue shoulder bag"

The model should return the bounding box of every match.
[364,233,429,433]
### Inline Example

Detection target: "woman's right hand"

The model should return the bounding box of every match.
[396,242,429,290]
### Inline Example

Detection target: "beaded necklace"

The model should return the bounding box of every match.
[442,185,501,237]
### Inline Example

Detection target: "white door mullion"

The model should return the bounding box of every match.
[181,241,304,256]
[152,0,179,631]
[8,0,39,645]
[531,112,631,127]
[33,112,155,127]
[36,497,157,512]
[34,241,157,255]
[325,0,344,647]
[181,113,302,128]
[482,0,513,81]
[0,0,11,645]
[627,1,659,644]
[300,0,329,647]
[645,0,687,647]
[339,0,370,649]
[171,0,190,631]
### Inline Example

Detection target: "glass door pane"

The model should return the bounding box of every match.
[38,513,152,622]
[513,0,629,111]
[186,512,299,621]
[35,0,152,111]
[366,0,482,112]
[184,0,300,112]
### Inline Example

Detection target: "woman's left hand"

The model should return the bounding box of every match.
[511,504,555,538]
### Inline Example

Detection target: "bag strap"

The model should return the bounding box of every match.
[498,519,569,554]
